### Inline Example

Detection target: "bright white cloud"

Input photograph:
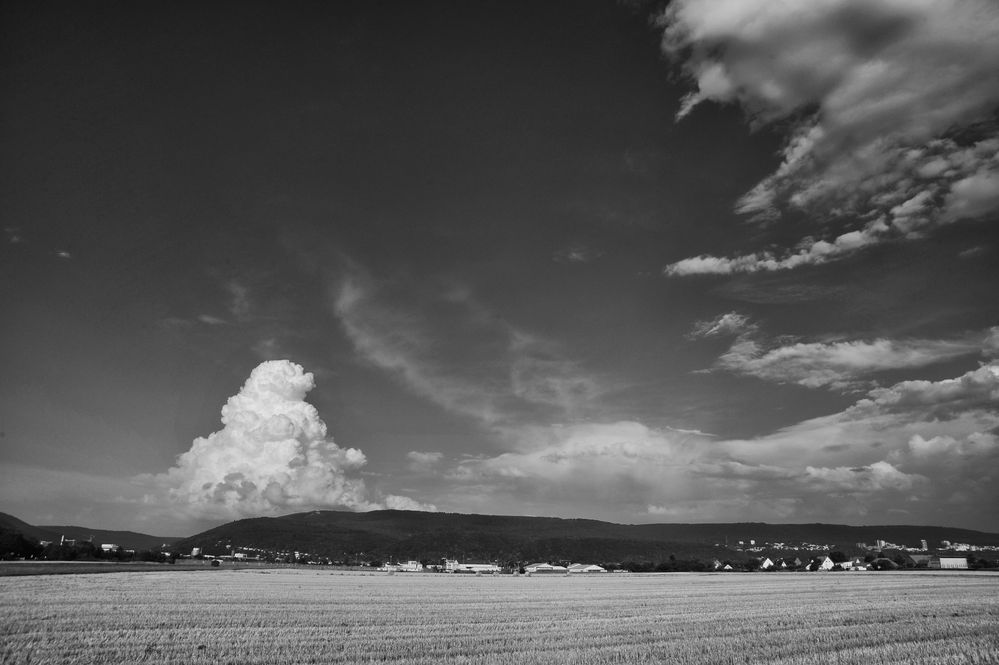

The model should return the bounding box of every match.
[660,0,999,274]
[859,362,999,417]
[804,461,923,493]
[148,360,434,519]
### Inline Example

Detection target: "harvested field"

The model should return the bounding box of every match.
[2,570,997,664]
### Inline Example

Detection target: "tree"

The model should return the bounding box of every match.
[829,551,848,563]
[0,531,42,560]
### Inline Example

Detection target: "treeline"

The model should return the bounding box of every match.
[617,557,713,572]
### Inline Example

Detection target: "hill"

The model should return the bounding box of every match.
[173,510,999,563]
[39,526,180,551]
[0,512,180,551]
[0,512,60,543]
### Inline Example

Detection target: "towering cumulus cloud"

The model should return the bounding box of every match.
[154,360,430,519]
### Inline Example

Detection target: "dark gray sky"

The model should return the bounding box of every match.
[2,0,998,535]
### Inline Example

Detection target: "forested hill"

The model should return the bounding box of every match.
[0,512,179,551]
[173,510,999,562]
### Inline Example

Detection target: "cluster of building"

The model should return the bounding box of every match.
[376,560,610,574]
[714,554,970,571]
[729,540,838,553]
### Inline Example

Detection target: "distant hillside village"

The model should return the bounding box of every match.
[3,509,998,573]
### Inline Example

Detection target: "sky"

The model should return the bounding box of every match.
[2,0,998,536]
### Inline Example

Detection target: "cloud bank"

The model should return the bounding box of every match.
[660,0,999,275]
[149,360,434,520]
[438,362,999,526]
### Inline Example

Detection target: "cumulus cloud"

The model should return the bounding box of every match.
[148,360,434,520]
[660,0,999,274]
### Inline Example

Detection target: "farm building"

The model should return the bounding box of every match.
[760,558,774,570]
[937,557,969,570]
[909,555,969,569]
[567,564,607,574]
[444,560,501,574]
[525,563,568,574]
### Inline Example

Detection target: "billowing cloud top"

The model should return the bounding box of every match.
[661,0,999,275]
[151,360,433,519]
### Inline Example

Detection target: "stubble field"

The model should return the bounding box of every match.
[2,569,997,665]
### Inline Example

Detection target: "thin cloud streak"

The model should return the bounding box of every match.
[332,272,605,429]
[691,314,999,390]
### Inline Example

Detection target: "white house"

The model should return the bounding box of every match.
[525,562,568,574]
[759,557,774,570]
[811,556,834,571]
[567,563,606,574]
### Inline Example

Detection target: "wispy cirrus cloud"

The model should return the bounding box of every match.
[406,450,445,473]
[687,312,756,339]
[660,0,999,275]
[553,243,604,264]
[332,271,605,428]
